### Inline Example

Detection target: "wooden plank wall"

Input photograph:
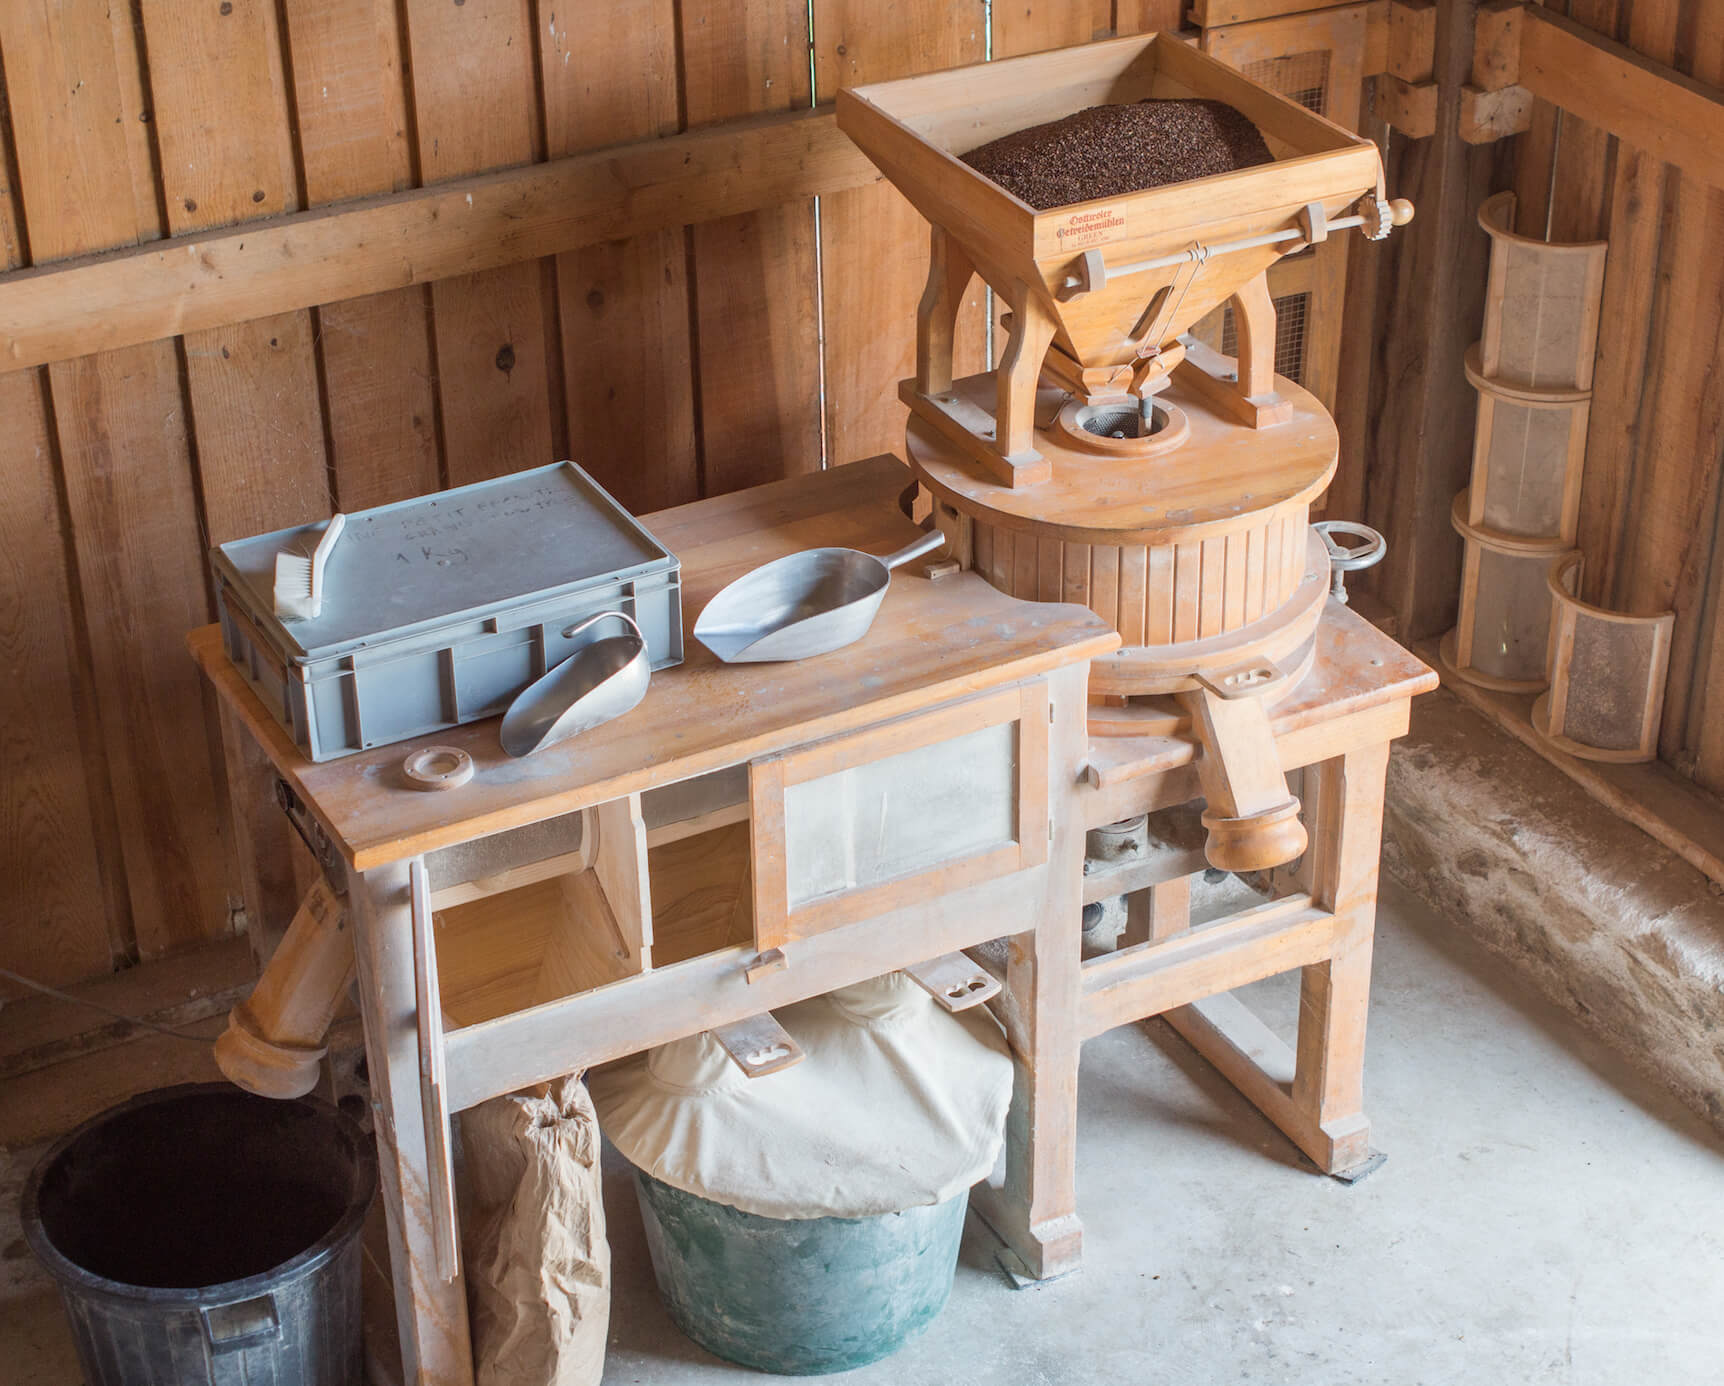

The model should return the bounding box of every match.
[0,0,1178,990]
[1495,0,1724,788]
[9,0,1722,991]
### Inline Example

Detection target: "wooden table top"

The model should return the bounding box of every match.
[191,456,1120,871]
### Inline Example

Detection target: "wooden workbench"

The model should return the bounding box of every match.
[193,456,1119,1386]
[194,453,1434,1384]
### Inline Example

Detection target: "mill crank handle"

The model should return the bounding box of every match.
[881,530,951,571]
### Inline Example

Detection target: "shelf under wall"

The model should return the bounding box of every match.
[1419,640,1724,890]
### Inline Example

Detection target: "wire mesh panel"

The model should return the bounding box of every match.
[1242,49,1332,116]
[1218,292,1310,386]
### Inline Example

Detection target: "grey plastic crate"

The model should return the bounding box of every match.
[212,462,682,762]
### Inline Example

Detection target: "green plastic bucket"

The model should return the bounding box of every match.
[632,1168,968,1375]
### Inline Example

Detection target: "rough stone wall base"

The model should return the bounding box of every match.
[1383,689,1724,1131]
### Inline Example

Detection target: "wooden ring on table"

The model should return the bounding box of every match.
[402,745,475,791]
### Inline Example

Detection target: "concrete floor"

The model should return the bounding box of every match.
[6,878,1724,1384]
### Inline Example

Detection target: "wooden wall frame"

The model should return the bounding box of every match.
[749,684,1050,951]
[1467,7,1724,190]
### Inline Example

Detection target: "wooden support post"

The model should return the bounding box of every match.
[1289,739,1391,1173]
[1362,0,1498,639]
[1471,0,1521,90]
[1372,73,1439,138]
[1387,0,1437,83]
[995,286,1059,466]
[970,662,1088,1280]
[349,859,473,1386]
[1175,277,1295,429]
[591,795,653,968]
[915,225,976,397]
[1459,84,1535,143]
[1459,0,1532,143]
[1120,874,1192,949]
[1231,271,1279,403]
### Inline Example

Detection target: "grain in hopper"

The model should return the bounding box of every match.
[837,34,1414,871]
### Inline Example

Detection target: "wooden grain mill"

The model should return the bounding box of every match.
[838,34,1413,873]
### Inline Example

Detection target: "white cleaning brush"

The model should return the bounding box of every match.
[273,513,346,621]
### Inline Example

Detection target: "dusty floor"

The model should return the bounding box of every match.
[5,878,1723,1384]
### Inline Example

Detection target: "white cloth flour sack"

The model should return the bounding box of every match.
[588,969,1014,1219]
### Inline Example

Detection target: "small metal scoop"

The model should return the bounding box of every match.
[694,530,948,663]
[500,610,650,756]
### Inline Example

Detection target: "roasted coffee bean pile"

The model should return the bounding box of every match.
[961,98,1273,211]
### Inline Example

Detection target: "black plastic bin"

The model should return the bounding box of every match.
[21,1083,376,1386]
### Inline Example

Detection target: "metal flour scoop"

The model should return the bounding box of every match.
[500,611,650,756]
[694,530,948,663]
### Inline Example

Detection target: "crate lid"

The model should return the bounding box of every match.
[212,462,677,662]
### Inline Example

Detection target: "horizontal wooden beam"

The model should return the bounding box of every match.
[1518,7,1724,187]
[0,108,879,374]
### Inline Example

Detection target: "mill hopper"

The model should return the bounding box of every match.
[837,33,1408,488]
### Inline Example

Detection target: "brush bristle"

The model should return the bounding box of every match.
[274,551,317,620]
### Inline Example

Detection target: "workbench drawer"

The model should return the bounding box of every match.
[748,683,1049,950]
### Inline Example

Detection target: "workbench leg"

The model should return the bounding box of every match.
[351,861,474,1386]
[970,663,1087,1280]
[1290,740,1392,1175]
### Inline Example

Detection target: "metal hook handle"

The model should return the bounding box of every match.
[561,609,645,644]
[880,529,950,572]
[1312,521,1387,605]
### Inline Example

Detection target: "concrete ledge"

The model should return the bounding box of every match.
[1383,689,1724,1131]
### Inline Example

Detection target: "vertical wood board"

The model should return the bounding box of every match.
[402,0,557,485]
[1,1,234,958]
[682,0,824,493]
[283,0,441,511]
[540,0,698,514]
[811,1,988,467]
[140,0,331,542]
